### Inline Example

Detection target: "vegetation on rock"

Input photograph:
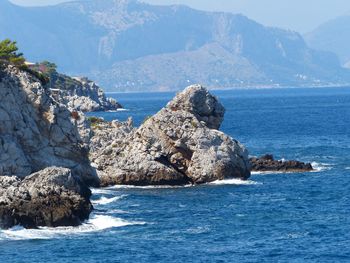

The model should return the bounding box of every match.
[0,39,25,67]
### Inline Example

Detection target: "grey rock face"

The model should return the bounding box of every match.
[0,167,92,229]
[52,75,122,112]
[0,65,98,186]
[90,85,251,186]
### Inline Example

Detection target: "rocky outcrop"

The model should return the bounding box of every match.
[0,65,98,186]
[0,167,92,229]
[90,85,251,186]
[52,75,122,112]
[250,154,313,173]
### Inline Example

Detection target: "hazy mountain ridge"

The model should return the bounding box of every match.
[305,15,350,67]
[1,0,349,91]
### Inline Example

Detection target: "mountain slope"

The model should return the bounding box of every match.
[1,0,349,91]
[305,15,350,67]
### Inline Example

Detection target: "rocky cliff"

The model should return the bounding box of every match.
[0,64,100,228]
[305,15,350,68]
[0,65,98,186]
[51,74,122,112]
[90,85,251,186]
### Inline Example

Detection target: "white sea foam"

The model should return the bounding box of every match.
[209,178,261,185]
[108,184,193,190]
[108,179,260,189]
[251,170,302,175]
[311,162,332,172]
[0,214,145,241]
[251,171,281,175]
[107,109,130,112]
[91,188,117,195]
[91,195,126,205]
[345,167,350,170]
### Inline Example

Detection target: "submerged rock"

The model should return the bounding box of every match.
[250,154,313,172]
[0,167,92,229]
[90,85,251,186]
[0,65,98,186]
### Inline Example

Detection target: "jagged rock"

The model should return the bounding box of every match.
[52,75,122,112]
[0,65,98,186]
[0,167,92,229]
[250,154,313,172]
[90,85,251,186]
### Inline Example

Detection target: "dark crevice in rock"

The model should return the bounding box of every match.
[154,155,193,185]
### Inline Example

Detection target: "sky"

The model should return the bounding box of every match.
[9,0,350,33]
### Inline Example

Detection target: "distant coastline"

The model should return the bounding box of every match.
[104,84,350,94]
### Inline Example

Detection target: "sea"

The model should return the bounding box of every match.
[1,87,350,262]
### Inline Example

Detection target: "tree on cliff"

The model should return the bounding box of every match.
[0,39,25,66]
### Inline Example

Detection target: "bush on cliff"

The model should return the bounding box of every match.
[0,39,50,84]
[0,39,25,67]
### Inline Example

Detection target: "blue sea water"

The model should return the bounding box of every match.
[1,87,350,262]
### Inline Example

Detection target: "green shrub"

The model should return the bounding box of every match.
[0,39,51,85]
[88,116,105,129]
[0,39,25,67]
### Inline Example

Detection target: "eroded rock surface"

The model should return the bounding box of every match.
[55,76,122,112]
[90,85,251,186]
[0,65,98,186]
[250,154,313,172]
[0,167,92,229]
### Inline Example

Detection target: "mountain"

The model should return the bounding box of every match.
[1,0,350,91]
[305,15,350,68]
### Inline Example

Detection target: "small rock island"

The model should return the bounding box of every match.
[250,154,313,173]
[90,85,251,186]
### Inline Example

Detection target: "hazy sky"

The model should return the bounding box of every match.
[9,0,350,33]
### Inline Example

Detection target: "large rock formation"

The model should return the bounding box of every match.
[0,167,92,229]
[52,74,122,112]
[0,65,98,186]
[90,85,251,186]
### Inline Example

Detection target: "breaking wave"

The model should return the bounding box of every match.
[108,184,193,189]
[0,214,145,241]
[209,178,261,185]
[91,195,127,205]
[107,108,130,112]
[311,162,333,172]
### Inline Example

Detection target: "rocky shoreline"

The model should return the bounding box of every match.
[0,65,313,229]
